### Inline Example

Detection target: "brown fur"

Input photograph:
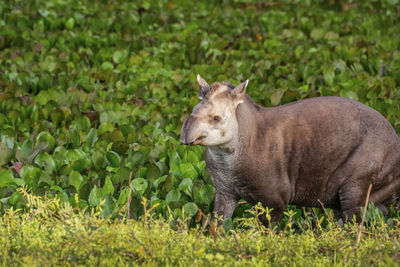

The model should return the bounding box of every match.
[181,78,400,225]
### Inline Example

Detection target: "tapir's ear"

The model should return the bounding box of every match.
[230,80,248,103]
[197,74,210,99]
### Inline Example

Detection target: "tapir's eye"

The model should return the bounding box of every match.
[213,115,221,122]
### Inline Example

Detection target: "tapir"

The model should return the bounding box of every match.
[180,75,400,224]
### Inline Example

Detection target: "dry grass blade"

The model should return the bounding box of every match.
[127,171,133,220]
[197,213,210,241]
[355,183,372,247]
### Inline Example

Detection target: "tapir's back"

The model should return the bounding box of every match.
[270,96,400,161]
[275,96,398,144]
[236,96,400,214]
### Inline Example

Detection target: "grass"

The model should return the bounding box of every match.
[1,190,400,266]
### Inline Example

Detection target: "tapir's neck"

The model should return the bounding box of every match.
[207,95,264,157]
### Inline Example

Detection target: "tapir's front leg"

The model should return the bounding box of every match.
[213,191,238,224]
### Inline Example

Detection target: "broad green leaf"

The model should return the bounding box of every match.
[19,166,41,189]
[131,177,148,197]
[88,186,102,206]
[105,151,121,168]
[333,59,347,72]
[153,175,168,189]
[325,31,339,40]
[102,176,114,196]
[38,172,52,186]
[34,152,56,174]
[92,150,105,169]
[69,170,83,191]
[183,202,198,218]
[180,163,198,179]
[35,90,52,105]
[13,178,24,186]
[98,122,114,135]
[169,151,181,173]
[146,163,160,181]
[310,28,324,40]
[178,178,192,193]
[340,90,358,101]
[66,149,85,162]
[0,142,12,166]
[72,116,90,131]
[88,171,99,180]
[21,139,34,159]
[110,130,124,143]
[130,151,144,166]
[8,192,22,205]
[166,189,181,203]
[117,187,129,205]
[101,195,114,218]
[199,185,215,205]
[112,167,130,184]
[36,132,55,150]
[66,17,75,29]
[101,61,114,71]
[86,128,98,146]
[0,113,6,126]
[69,129,81,147]
[223,218,233,232]
[71,158,91,172]
[51,185,63,192]
[0,170,14,188]
[186,151,199,165]
[113,51,124,64]
[270,91,284,106]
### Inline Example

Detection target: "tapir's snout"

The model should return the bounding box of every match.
[180,115,195,145]
[181,139,194,146]
[180,115,207,146]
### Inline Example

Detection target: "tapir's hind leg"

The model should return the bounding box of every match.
[339,177,400,222]
[332,139,400,222]
[376,203,388,216]
[338,181,367,222]
[369,178,400,209]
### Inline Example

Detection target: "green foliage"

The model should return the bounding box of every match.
[1,191,400,266]
[0,0,400,227]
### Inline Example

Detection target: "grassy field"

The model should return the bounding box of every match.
[1,0,400,265]
[1,191,400,266]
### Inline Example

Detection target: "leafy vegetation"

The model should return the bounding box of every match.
[2,0,400,264]
[2,0,400,221]
[1,189,400,266]
[1,0,400,261]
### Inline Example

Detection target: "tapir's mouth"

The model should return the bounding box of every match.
[180,135,206,146]
[193,135,206,145]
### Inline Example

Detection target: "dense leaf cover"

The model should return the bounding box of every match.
[1,0,400,225]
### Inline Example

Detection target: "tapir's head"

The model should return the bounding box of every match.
[180,75,248,146]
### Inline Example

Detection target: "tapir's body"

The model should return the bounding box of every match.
[181,76,400,223]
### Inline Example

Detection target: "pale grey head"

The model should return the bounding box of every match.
[180,75,248,146]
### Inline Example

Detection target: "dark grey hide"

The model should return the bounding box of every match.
[180,78,400,225]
